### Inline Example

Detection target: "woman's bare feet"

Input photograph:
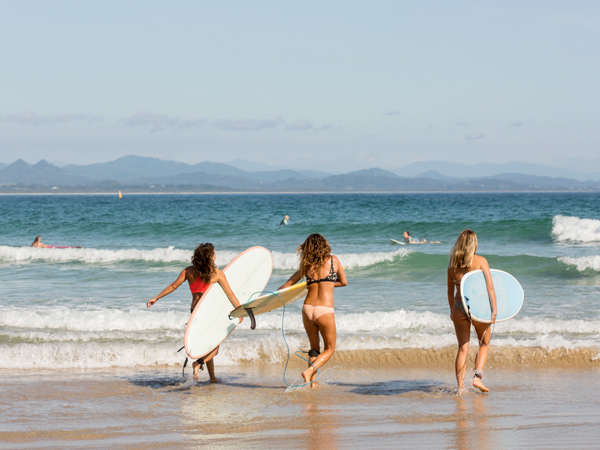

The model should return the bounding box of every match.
[192,360,203,381]
[210,377,220,384]
[473,376,489,393]
[456,386,467,395]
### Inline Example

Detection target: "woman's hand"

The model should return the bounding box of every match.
[147,297,158,308]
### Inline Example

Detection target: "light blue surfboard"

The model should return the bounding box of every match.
[460,269,524,323]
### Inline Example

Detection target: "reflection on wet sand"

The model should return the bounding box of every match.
[300,393,340,450]
[452,394,491,450]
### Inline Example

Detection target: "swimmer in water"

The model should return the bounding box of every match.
[32,236,46,248]
[280,215,290,225]
[403,231,441,244]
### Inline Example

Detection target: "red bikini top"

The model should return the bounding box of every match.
[189,276,211,294]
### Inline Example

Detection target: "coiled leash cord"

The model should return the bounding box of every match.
[246,290,320,388]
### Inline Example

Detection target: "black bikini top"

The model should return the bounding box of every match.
[306,257,338,286]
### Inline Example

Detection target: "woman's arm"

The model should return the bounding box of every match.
[277,269,303,290]
[479,258,497,323]
[447,267,455,313]
[215,268,242,308]
[333,255,348,288]
[146,269,187,308]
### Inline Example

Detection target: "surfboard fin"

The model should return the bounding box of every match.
[245,308,257,330]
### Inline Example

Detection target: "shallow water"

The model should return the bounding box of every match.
[2,193,600,371]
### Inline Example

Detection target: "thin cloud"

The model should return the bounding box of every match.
[3,112,48,125]
[1,112,101,125]
[455,121,469,126]
[285,120,338,131]
[465,133,486,141]
[384,110,402,116]
[286,119,314,130]
[52,114,102,124]
[213,117,284,131]
[511,121,525,127]
[123,111,204,132]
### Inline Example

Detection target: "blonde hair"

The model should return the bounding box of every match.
[449,229,478,268]
[297,234,331,277]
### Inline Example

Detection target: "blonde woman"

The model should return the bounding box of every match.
[279,234,347,388]
[447,229,497,393]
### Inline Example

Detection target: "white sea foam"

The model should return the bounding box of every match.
[3,306,599,336]
[3,306,599,369]
[0,245,410,269]
[552,215,600,243]
[559,255,600,272]
[1,331,598,369]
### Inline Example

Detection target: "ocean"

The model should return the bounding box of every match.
[2,192,600,449]
[1,192,599,371]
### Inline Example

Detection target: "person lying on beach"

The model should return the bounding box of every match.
[279,234,347,388]
[32,236,46,248]
[447,229,497,393]
[403,230,441,244]
[146,243,242,383]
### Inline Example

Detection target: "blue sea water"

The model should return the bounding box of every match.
[1,192,600,369]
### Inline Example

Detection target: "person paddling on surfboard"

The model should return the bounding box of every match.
[403,230,441,244]
[146,243,242,383]
[447,229,497,394]
[278,234,347,388]
[32,236,46,248]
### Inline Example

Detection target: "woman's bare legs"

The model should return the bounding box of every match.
[452,307,472,393]
[472,321,492,392]
[302,311,336,388]
[193,346,220,383]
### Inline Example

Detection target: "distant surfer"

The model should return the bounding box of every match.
[447,229,497,393]
[280,215,289,225]
[146,243,242,383]
[279,234,347,388]
[403,230,441,244]
[32,236,46,248]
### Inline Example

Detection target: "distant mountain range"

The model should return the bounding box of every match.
[1,155,599,193]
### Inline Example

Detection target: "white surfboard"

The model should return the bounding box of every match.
[460,269,524,323]
[390,238,406,245]
[229,281,308,320]
[184,246,273,360]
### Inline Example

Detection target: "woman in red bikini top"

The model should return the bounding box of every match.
[278,233,347,388]
[146,243,241,383]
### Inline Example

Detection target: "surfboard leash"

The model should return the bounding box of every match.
[247,290,320,389]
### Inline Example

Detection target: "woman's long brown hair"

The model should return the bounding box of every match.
[297,234,331,277]
[191,243,217,283]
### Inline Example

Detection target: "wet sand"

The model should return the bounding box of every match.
[1,363,599,450]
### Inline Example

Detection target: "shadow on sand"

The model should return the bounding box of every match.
[332,378,446,396]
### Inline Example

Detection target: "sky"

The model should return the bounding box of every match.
[1,1,599,173]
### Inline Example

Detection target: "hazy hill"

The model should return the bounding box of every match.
[0,159,89,186]
[63,155,188,181]
[396,161,600,181]
[228,158,331,179]
[2,156,599,192]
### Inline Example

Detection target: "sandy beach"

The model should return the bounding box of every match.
[2,360,599,450]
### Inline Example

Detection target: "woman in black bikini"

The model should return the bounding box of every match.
[447,229,497,393]
[146,243,241,383]
[279,234,347,388]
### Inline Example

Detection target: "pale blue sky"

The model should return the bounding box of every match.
[1,1,599,173]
